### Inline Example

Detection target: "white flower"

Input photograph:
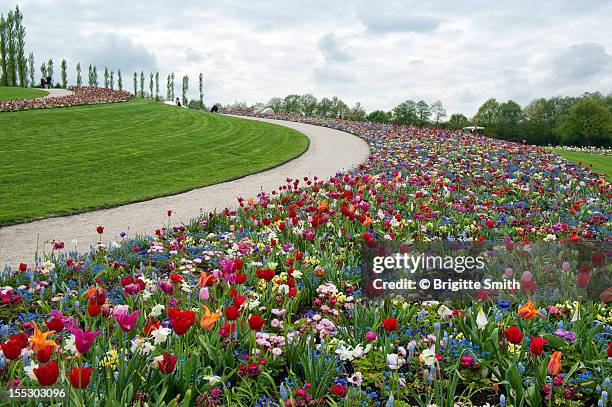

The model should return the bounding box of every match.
[140,290,152,301]
[437,305,453,320]
[271,347,283,357]
[150,304,165,318]
[419,347,437,366]
[151,327,171,345]
[348,371,363,386]
[203,375,222,385]
[386,353,405,370]
[25,362,39,381]
[131,336,155,355]
[65,334,78,354]
[476,307,488,330]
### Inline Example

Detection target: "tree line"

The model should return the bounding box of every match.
[0,5,28,87]
[251,92,610,147]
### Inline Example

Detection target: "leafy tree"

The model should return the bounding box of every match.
[27,51,34,87]
[181,74,189,106]
[118,70,122,90]
[317,97,332,117]
[149,72,154,98]
[446,113,470,129]
[170,72,175,100]
[110,71,114,89]
[474,98,500,136]
[496,100,523,140]
[140,70,144,98]
[392,100,418,125]
[283,94,302,113]
[76,62,81,86]
[133,72,137,96]
[60,59,67,88]
[267,97,284,112]
[416,100,431,126]
[198,72,203,108]
[522,98,556,145]
[92,65,97,86]
[87,64,93,86]
[431,100,447,128]
[104,66,109,88]
[47,58,53,85]
[367,110,390,123]
[166,74,171,100]
[554,98,611,147]
[301,94,317,116]
[40,61,46,80]
[14,5,26,87]
[349,102,366,121]
[0,14,7,85]
[155,72,159,100]
[6,10,16,86]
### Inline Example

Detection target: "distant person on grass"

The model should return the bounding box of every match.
[46,75,52,89]
[175,97,182,107]
[40,77,46,89]
[211,105,219,113]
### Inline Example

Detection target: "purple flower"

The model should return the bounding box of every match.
[553,329,576,341]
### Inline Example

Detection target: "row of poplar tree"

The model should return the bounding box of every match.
[1,5,206,108]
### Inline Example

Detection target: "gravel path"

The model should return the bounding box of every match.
[0,116,370,268]
[41,88,74,98]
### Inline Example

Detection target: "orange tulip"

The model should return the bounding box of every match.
[547,351,562,375]
[29,322,58,352]
[200,305,221,330]
[199,272,215,287]
[518,300,543,320]
[318,200,329,211]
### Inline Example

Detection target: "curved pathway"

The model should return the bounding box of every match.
[41,88,74,98]
[0,117,370,268]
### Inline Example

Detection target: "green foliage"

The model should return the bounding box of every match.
[367,109,390,123]
[555,98,611,147]
[60,59,67,88]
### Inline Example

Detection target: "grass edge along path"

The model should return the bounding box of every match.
[0,86,49,100]
[550,148,611,178]
[0,99,309,225]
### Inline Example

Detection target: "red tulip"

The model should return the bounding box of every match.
[505,325,524,344]
[46,317,64,333]
[529,336,547,355]
[219,322,236,338]
[34,361,59,386]
[18,263,27,272]
[607,342,612,358]
[67,366,94,389]
[157,353,177,374]
[225,305,240,321]
[36,345,54,363]
[96,226,104,234]
[167,308,195,335]
[87,304,102,317]
[235,273,247,284]
[0,341,22,360]
[256,269,275,281]
[382,317,398,332]
[248,314,265,331]
[331,384,347,398]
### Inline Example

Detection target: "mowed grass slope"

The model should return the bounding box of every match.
[0,86,48,100]
[0,99,308,224]
[551,148,611,177]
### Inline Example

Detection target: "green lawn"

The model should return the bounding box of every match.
[0,86,48,100]
[551,148,611,177]
[0,99,308,224]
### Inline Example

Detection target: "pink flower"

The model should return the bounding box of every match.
[113,309,140,332]
[69,327,101,354]
[199,287,210,301]
[365,331,377,342]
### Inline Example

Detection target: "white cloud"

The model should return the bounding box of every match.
[13,0,612,116]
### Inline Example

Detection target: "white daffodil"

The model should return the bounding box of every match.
[348,371,363,386]
[386,353,405,370]
[150,304,165,318]
[476,307,488,330]
[151,327,171,345]
[419,347,437,366]
[437,305,453,320]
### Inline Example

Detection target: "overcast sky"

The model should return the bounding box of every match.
[12,0,612,115]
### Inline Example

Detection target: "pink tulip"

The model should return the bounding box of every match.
[199,287,210,301]
[114,310,140,332]
[69,327,101,354]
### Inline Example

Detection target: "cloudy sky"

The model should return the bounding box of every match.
[13,0,612,115]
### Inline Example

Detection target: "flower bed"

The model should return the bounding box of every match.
[0,86,133,113]
[0,112,610,406]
